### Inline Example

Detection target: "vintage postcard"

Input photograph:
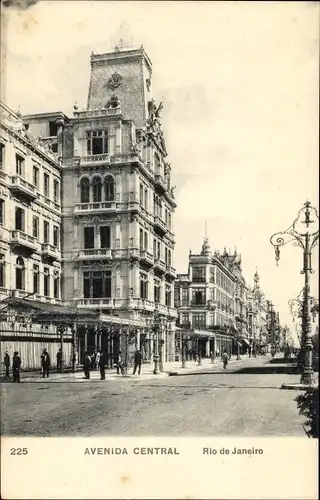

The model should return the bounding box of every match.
[0,1,319,499]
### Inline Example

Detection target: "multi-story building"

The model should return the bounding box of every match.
[247,270,269,353]
[22,45,178,364]
[0,101,74,367]
[174,238,239,359]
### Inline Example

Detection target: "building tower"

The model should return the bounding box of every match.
[61,44,177,361]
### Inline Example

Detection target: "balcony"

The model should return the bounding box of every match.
[165,265,177,279]
[154,259,166,274]
[42,244,61,262]
[77,248,112,260]
[154,174,167,194]
[139,250,154,268]
[76,298,114,308]
[74,201,117,215]
[166,306,178,319]
[9,176,38,202]
[113,248,139,260]
[154,216,166,236]
[80,153,111,166]
[129,298,154,311]
[192,276,206,283]
[190,300,207,308]
[10,230,40,253]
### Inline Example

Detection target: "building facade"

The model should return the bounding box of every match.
[0,102,74,368]
[246,270,269,353]
[174,239,240,359]
[21,45,178,365]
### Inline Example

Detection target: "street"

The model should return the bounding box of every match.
[0,356,307,437]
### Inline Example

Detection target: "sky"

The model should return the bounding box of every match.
[1,1,319,337]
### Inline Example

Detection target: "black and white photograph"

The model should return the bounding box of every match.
[0,1,319,498]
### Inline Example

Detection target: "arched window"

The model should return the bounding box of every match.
[16,256,25,290]
[104,176,115,201]
[92,176,102,203]
[80,178,90,203]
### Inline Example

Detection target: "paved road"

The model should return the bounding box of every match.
[1,357,307,436]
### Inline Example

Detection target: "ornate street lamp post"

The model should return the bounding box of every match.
[270,200,319,386]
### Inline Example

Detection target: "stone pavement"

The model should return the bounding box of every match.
[1,354,253,383]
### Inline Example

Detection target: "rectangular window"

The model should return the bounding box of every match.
[33,265,39,294]
[181,312,189,326]
[86,130,108,155]
[181,288,189,304]
[49,121,58,137]
[32,216,39,239]
[165,286,172,307]
[54,276,60,298]
[84,227,94,249]
[0,199,4,225]
[192,288,206,305]
[0,142,4,168]
[140,273,148,299]
[153,238,157,258]
[192,312,206,329]
[144,189,148,210]
[100,226,110,248]
[157,241,161,260]
[43,220,50,243]
[53,226,59,247]
[144,231,148,251]
[139,228,144,250]
[154,281,161,303]
[192,267,206,283]
[33,166,39,188]
[43,173,50,197]
[15,207,25,232]
[0,255,5,288]
[43,268,50,297]
[16,154,25,176]
[140,184,144,206]
[83,270,112,298]
[53,179,59,203]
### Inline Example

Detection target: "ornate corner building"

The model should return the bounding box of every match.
[1,45,178,368]
[60,46,177,361]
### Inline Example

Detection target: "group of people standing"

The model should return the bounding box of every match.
[3,347,64,382]
[82,349,143,380]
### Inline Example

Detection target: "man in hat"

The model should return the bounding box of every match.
[83,351,91,379]
[12,351,21,383]
[40,348,51,378]
[3,351,10,378]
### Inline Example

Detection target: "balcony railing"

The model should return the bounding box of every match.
[139,250,154,266]
[9,176,38,201]
[76,298,114,307]
[154,216,167,236]
[154,259,166,273]
[154,174,167,193]
[74,201,117,213]
[77,248,112,260]
[165,265,177,279]
[192,276,206,283]
[74,108,122,119]
[10,230,40,252]
[42,243,61,261]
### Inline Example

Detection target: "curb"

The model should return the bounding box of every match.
[281,383,318,391]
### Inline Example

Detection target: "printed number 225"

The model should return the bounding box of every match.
[10,448,28,455]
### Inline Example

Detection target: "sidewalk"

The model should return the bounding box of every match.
[1,355,255,383]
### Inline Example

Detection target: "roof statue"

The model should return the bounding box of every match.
[201,237,211,256]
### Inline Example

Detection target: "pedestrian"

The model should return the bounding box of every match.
[96,350,101,370]
[222,350,229,370]
[115,351,125,375]
[3,351,10,378]
[83,351,91,379]
[12,351,21,383]
[99,349,108,380]
[40,348,51,378]
[56,348,62,372]
[133,349,142,375]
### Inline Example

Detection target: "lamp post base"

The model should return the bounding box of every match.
[281,381,317,390]
[153,355,159,375]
